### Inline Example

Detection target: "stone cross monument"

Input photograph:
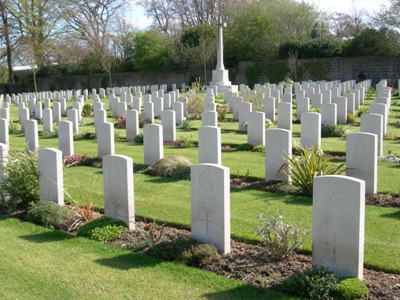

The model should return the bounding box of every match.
[209,15,237,93]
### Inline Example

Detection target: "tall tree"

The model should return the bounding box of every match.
[64,0,129,86]
[372,0,400,33]
[224,0,320,65]
[9,0,64,92]
[139,0,227,34]
[329,1,367,38]
[0,0,15,83]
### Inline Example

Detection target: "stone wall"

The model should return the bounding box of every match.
[236,56,400,87]
[1,56,399,94]
[36,69,210,92]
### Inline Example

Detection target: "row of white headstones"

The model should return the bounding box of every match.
[0,78,397,281]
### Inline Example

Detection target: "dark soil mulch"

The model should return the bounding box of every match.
[103,220,400,299]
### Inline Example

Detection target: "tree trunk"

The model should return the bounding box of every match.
[0,2,15,83]
[32,69,38,93]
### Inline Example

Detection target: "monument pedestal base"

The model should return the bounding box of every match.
[209,69,238,93]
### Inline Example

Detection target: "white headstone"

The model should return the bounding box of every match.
[247,111,265,146]
[172,102,185,125]
[25,119,39,153]
[297,97,310,121]
[0,118,9,145]
[198,126,221,165]
[239,102,252,131]
[191,163,230,254]
[53,102,61,122]
[360,113,383,156]
[346,133,377,195]
[154,97,163,118]
[277,103,292,131]
[58,121,74,156]
[321,103,337,125]
[97,122,115,158]
[161,110,176,142]
[263,97,275,122]
[333,96,347,124]
[42,108,53,132]
[201,111,218,127]
[144,102,154,123]
[39,148,63,205]
[103,155,135,230]
[126,110,139,142]
[369,103,387,135]
[312,175,365,279]
[143,124,163,165]
[20,108,29,133]
[301,112,321,148]
[265,128,291,182]
[67,108,79,134]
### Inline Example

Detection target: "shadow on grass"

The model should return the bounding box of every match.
[230,185,312,207]
[203,284,290,300]
[380,210,400,220]
[19,231,74,243]
[95,253,161,270]
[143,176,189,184]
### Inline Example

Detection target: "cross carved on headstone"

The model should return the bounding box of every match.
[200,210,213,235]
[325,232,344,264]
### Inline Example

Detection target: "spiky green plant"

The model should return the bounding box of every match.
[279,145,345,196]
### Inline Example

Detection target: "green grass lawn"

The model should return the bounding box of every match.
[0,216,294,299]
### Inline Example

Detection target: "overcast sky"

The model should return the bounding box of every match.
[127,0,391,30]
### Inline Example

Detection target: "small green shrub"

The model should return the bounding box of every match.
[41,126,58,138]
[73,132,96,141]
[281,266,339,299]
[217,105,229,121]
[179,119,192,130]
[91,224,128,243]
[187,79,205,119]
[237,143,253,151]
[178,244,218,267]
[347,113,356,124]
[81,156,103,168]
[27,201,70,228]
[265,118,273,128]
[134,133,144,144]
[356,107,369,117]
[279,145,346,196]
[82,103,93,117]
[252,145,265,153]
[152,156,191,179]
[8,122,21,134]
[256,210,307,261]
[309,108,321,113]
[321,124,347,138]
[77,216,126,239]
[335,278,369,300]
[146,239,198,261]
[178,135,194,147]
[0,151,40,212]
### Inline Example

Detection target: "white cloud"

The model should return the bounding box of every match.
[124,4,152,30]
